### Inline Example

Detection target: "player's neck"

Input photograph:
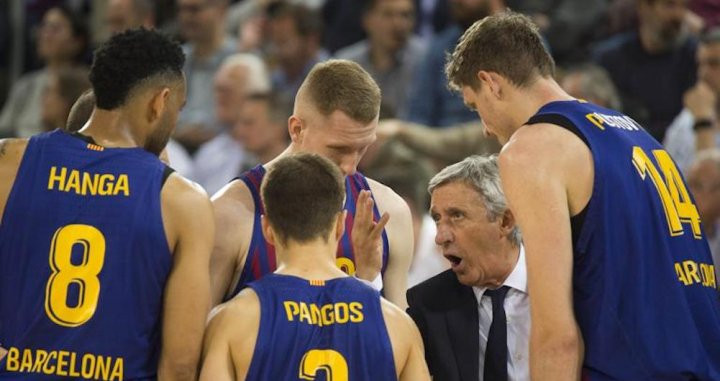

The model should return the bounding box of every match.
[263,145,295,170]
[274,240,347,280]
[516,78,575,124]
[79,109,144,148]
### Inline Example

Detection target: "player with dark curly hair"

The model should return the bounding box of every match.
[0,28,214,380]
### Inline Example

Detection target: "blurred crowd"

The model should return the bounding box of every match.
[1,0,720,284]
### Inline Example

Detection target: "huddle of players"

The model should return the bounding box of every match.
[2,10,720,381]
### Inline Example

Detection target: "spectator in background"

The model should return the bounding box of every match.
[40,66,90,130]
[266,2,328,106]
[593,0,697,142]
[176,0,236,152]
[404,0,504,128]
[687,149,720,285]
[232,92,291,165]
[192,53,270,194]
[664,28,720,173]
[0,5,88,138]
[105,0,155,35]
[506,0,607,64]
[335,0,427,118]
[560,63,623,110]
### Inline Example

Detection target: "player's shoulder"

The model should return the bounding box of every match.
[380,297,419,338]
[209,288,260,330]
[210,178,256,227]
[162,173,210,207]
[0,138,29,163]
[365,176,410,216]
[501,122,586,171]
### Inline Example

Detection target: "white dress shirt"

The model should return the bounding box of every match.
[472,245,530,381]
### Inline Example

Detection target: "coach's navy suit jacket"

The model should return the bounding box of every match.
[407,269,479,381]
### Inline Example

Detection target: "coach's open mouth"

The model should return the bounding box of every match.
[445,254,462,268]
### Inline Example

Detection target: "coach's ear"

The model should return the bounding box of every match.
[288,115,304,144]
[261,215,277,247]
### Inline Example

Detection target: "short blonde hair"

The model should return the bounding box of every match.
[298,59,381,124]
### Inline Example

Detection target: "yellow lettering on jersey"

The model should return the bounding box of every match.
[48,166,67,190]
[4,347,124,381]
[585,113,605,130]
[82,172,100,196]
[349,302,364,323]
[20,349,32,372]
[335,257,356,276]
[299,302,312,324]
[65,170,81,194]
[114,175,129,196]
[284,301,364,326]
[31,349,48,372]
[46,166,131,197]
[284,301,299,321]
[674,260,716,289]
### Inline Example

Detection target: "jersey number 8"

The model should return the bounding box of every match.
[45,224,106,327]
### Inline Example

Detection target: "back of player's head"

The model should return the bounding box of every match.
[261,153,345,245]
[297,59,381,124]
[446,11,555,91]
[89,28,184,110]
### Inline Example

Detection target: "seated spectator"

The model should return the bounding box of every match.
[560,63,622,110]
[505,0,607,64]
[404,0,505,127]
[175,0,237,152]
[266,2,329,106]
[41,66,90,131]
[0,5,88,138]
[687,149,720,285]
[105,0,155,36]
[407,155,529,380]
[192,53,271,194]
[664,28,720,173]
[335,0,427,118]
[231,92,291,165]
[593,0,697,141]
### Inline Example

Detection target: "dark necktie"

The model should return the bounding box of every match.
[484,286,510,381]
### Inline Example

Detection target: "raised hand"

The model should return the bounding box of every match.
[351,190,390,281]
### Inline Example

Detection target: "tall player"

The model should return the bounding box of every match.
[0,29,214,380]
[200,153,429,380]
[211,60,413,307]
[446,12,720,380]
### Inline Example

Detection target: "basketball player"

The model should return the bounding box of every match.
[0,29,213,380]
[446,12,720,380]
[211,60,413,308]
[200,153,429,380]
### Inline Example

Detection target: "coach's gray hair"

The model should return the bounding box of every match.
[428,155,522,246]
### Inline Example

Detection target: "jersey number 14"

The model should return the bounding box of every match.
[632,147,702,239]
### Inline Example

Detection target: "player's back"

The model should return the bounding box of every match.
[0,130,172,380]
[245,274,396,380]
[529,100,720,380]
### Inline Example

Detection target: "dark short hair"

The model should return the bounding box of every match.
[55,66,91,107]
[89,28,184,109]
[261,153,345,245]
[299,59,381,124]
[446,11,555,91]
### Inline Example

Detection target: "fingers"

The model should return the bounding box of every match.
[354,190,390,234]
[372,212,390,239]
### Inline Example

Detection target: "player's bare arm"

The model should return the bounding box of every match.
[367,179,414,309]
[0,139,28,221]
[158,174,215,380]
[381,298,431,381]
[499,123,592,381]
[209,180,255,305]
[200,289,260,381]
